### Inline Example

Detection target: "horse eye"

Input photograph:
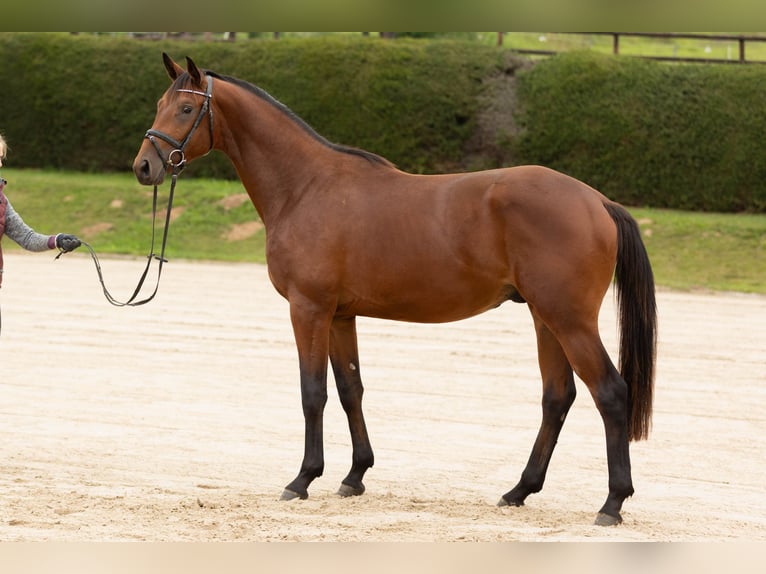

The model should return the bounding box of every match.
[182,104,193,114]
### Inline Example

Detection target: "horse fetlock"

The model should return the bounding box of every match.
[282,473,317,500]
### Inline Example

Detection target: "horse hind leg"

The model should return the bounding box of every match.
[329,316,374,497]
[557,324,634,526]
[500,311,576,508]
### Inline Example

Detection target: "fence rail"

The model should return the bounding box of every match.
[501,32,766,65]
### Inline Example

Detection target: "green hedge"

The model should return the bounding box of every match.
[0,33,516,178]
[1,34,766,212]
[514,51,766,212]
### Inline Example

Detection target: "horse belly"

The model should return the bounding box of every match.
[339,271,515,323]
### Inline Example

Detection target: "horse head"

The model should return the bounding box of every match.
[133,53,214,186]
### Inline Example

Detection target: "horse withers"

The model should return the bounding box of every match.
[133,54,657,526]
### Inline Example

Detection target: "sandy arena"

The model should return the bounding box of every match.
[1,251,765,541]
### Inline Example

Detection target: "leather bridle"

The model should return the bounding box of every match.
[144,74,215,175]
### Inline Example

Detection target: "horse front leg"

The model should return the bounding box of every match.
[330,316,374,497]
[280,301,333,501]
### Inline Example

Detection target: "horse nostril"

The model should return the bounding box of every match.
[134,158,151,183]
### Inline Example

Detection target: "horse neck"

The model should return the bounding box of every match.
[213,82,337,227]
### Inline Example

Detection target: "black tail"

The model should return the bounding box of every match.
[603,202,657,441]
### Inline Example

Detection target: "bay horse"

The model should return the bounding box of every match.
[133,53,656,526]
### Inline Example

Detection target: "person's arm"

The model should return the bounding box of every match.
[3,197,81,253]
[3,197,55,252]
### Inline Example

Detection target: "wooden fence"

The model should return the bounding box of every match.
[499,32,766,64]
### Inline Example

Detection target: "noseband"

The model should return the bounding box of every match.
[145,74,214,174]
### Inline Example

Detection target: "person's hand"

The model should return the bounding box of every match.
[56,234,82,253]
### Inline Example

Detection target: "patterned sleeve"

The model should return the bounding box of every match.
[3,196,55,252]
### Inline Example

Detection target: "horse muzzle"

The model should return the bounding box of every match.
[133,152,167,186]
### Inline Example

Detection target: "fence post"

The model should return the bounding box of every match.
[739,37,746,63]
[612,33,620,55]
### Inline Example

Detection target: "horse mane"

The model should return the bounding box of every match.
[189,70,395,169]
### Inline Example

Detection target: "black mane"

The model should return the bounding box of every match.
[202,71,394,168]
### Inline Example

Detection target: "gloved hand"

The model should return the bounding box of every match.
[56,234,82,253]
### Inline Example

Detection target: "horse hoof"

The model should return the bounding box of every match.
[280,488,307,501]
[337,482,365,497]
[594,512,622,526]
[497,497,523,508]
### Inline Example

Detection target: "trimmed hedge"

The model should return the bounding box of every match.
[514,51,766,212]
[1,34,766,211]
[0,33,516,178]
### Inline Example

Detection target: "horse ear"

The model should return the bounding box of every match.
[162,52,185,81]
[186,56,203,87]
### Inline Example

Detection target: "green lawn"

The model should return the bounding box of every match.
[3,169,765,294]
[630,207,766,293]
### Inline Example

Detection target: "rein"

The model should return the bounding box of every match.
[72,174,177,307]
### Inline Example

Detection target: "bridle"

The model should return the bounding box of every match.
[64,74,216,308]
[145,74,215,174]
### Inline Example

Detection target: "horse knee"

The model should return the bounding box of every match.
[300,383,328,415]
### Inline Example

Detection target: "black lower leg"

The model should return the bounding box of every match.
[282,372,327,500]
[501,378,576,506]
[331,317,374,497]
[593,370,634,525]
